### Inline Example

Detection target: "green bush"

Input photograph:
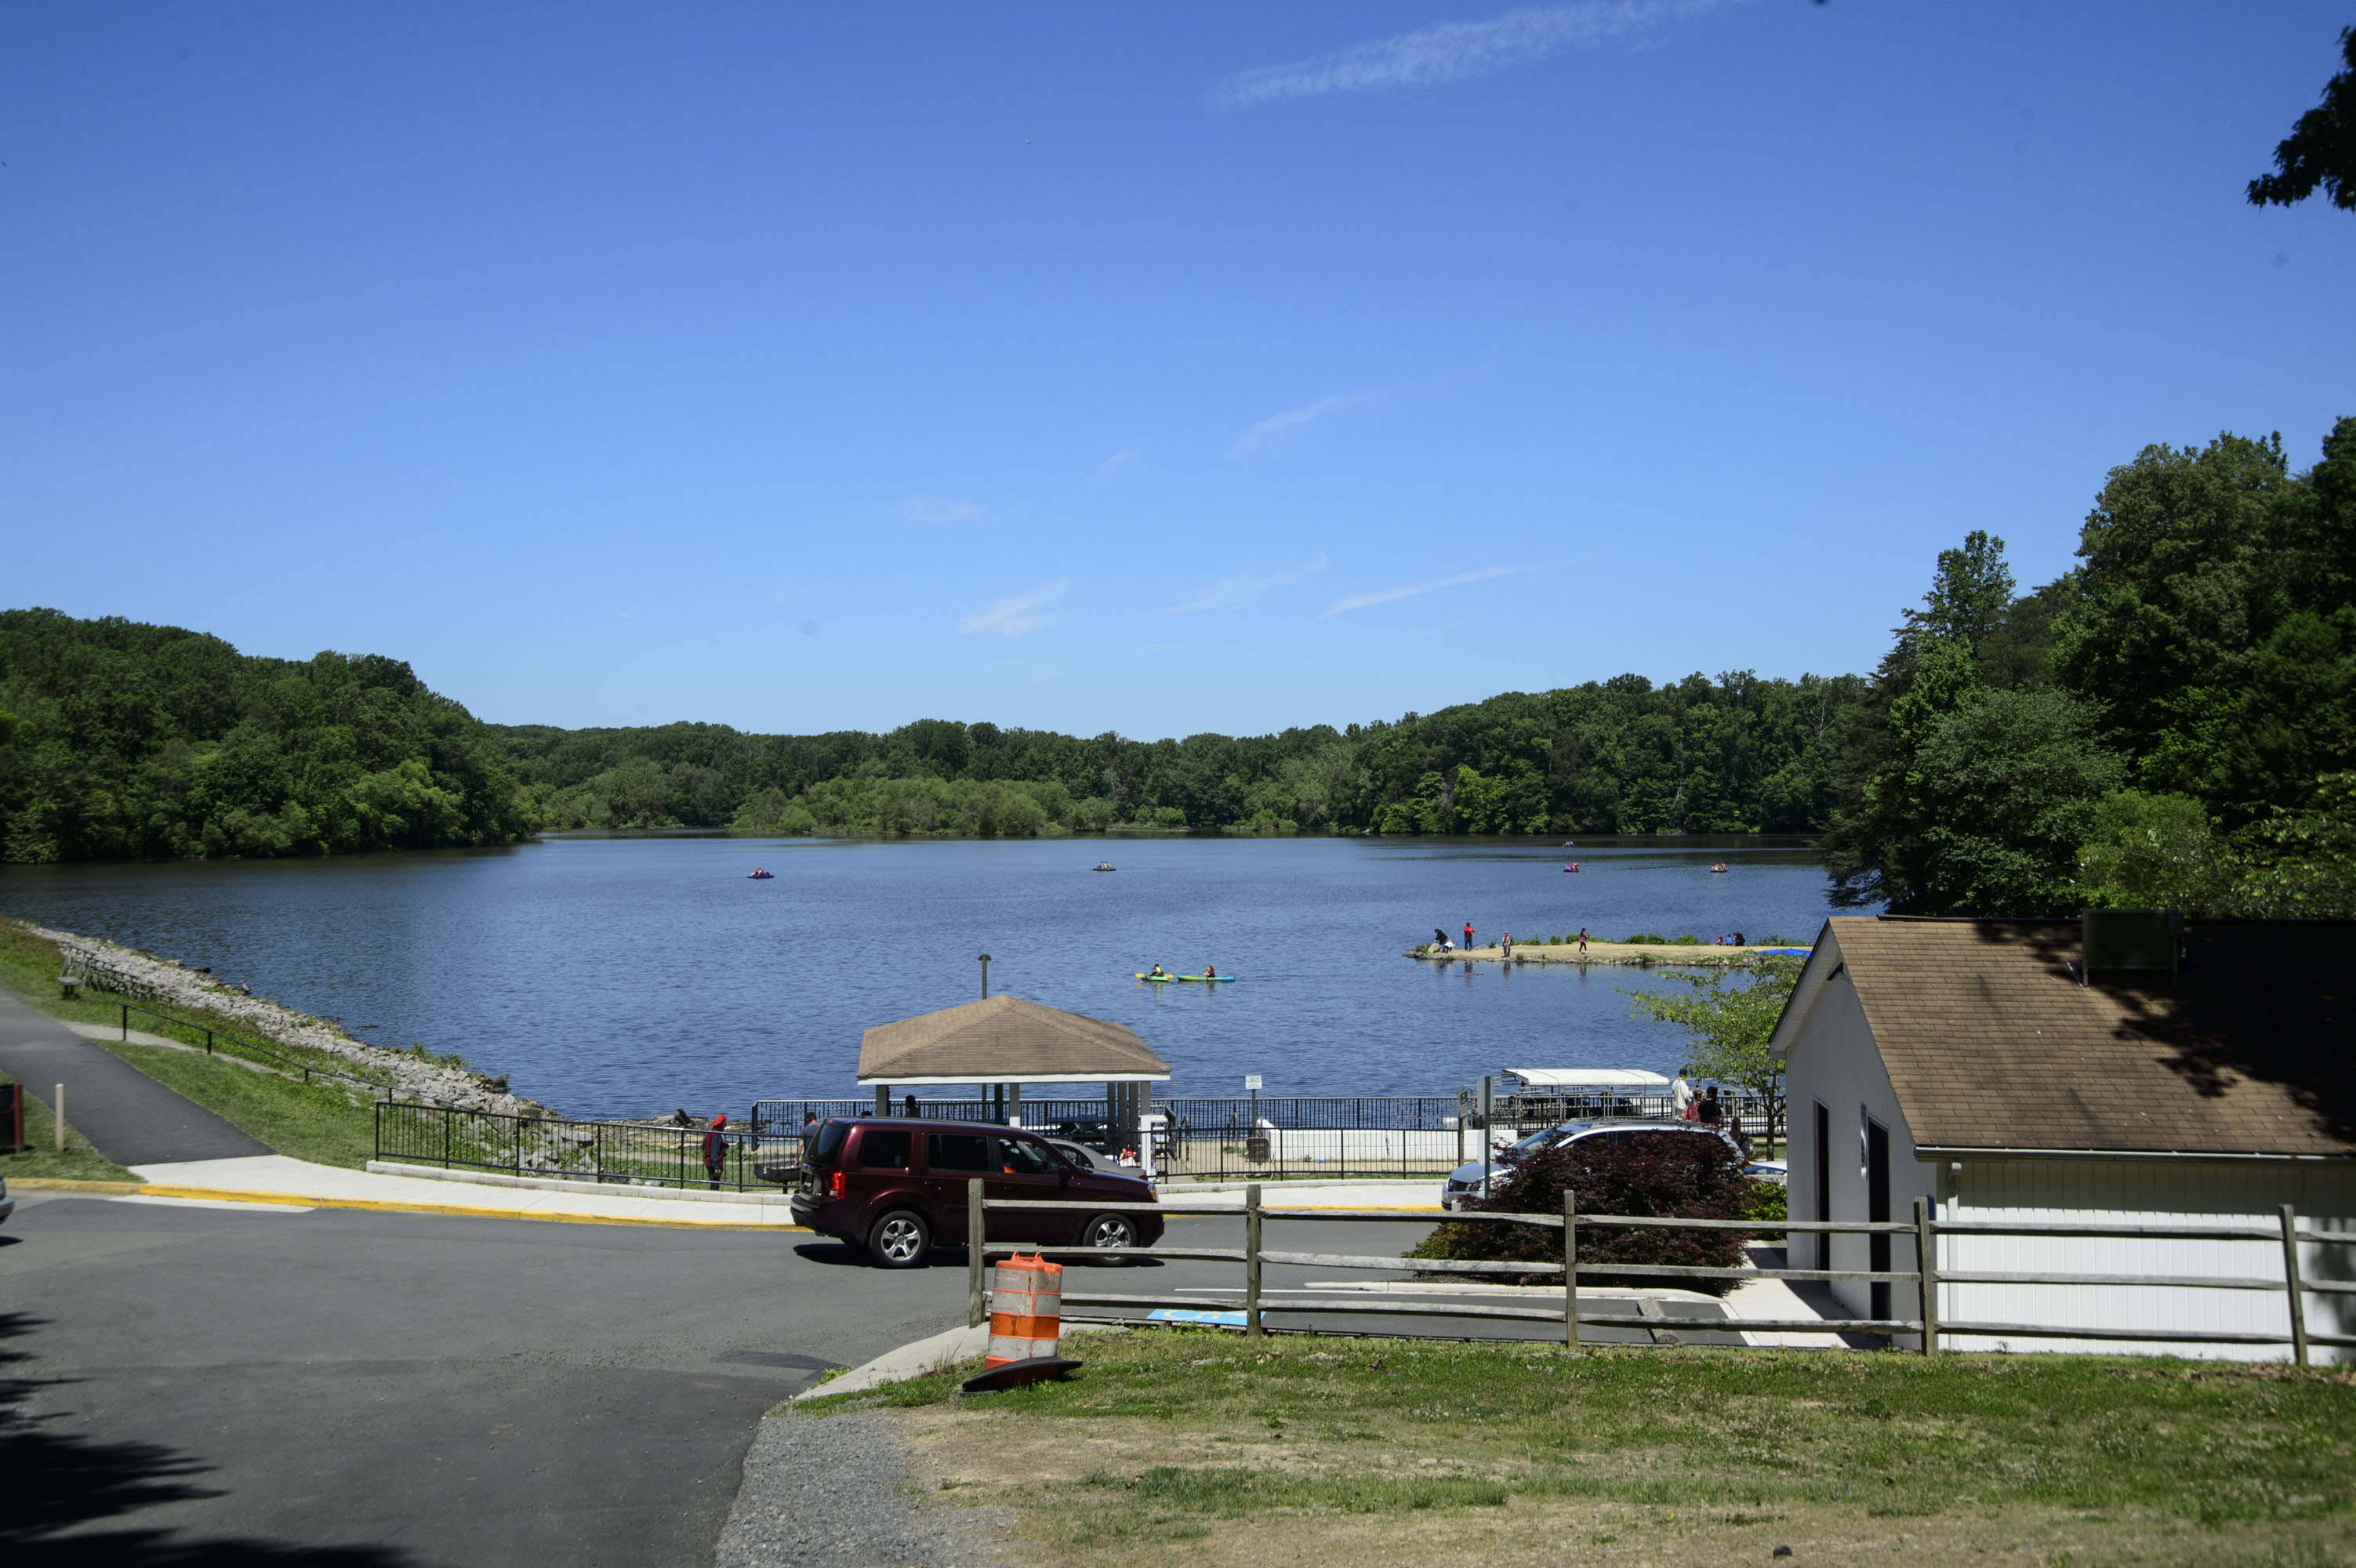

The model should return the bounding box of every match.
[1621,931,1665,945]
[1409,1131,1763,1294]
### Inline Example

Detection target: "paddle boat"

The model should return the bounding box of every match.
[1093,861,1116,872]
[748,868,775,880]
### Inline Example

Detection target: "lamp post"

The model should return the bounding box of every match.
[978,953,991,1000]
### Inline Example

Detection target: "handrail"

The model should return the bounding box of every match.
[965,1185,2348,1363]
[114,1000,389,1092]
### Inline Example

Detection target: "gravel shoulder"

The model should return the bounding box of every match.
[717,1408,1015,1568]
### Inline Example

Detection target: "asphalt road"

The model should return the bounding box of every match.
[1,1195,1736,1565]
[1055,1214,1740,1345]
[1,1192,977,1566]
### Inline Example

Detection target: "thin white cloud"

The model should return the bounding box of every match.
[1151,552,1329,615]
[957,579,1071,639]
[902,495,995,524]
[1318,566,1518,619]
[1087,449,1141,486]
[1229,394,1368,458]
[1211,0,1750,110]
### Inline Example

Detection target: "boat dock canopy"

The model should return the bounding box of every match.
[1503,1068,1673,1088]
[856,994,1172,1087]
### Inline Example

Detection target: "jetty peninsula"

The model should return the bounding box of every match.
[1409,938,1807,967]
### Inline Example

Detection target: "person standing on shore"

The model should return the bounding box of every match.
[1577,927,1589,953]
[702,1113,731,1189]
[1463,921,1475,950]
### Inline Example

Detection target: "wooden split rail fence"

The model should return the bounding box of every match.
[961,1183,2356,1364]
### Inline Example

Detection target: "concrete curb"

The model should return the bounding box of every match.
[797,1321,1120,1404]
[365,1160,797,1207]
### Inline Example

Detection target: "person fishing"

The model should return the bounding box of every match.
[702,1113,731,1190]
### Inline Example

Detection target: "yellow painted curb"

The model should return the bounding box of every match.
[130,1184,812,1232]
[9,1177,143,1192]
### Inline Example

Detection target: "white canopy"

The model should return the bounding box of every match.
[1504,1068,1672,1088]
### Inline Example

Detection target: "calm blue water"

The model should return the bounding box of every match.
[0,835,1851,1118]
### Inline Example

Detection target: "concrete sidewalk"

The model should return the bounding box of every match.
[0,988,270,1164]
[125,1153,811,1229]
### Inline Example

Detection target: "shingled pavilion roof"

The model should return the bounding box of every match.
[1771,916,2355,1157]
[855,994,1171,1087]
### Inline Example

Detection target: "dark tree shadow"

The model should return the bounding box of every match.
[1987,920,2356,1145]
[0,1312,422,1566]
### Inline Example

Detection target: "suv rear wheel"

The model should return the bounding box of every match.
[868,1209,931,1269]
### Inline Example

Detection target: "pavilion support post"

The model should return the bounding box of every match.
[1008,1082,1021,1129]
[875,1085,888,1117]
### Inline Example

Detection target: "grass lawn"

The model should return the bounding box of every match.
[800,1331,2356,1567]
[0,920,383,1169]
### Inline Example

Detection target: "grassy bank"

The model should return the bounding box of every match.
[0,920,383,1169]
[801,1333,2356,1567]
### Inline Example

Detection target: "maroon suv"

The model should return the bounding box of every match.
[789,1118,1163,1269]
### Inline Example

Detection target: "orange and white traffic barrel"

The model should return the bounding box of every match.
[986,1251,1063,1367]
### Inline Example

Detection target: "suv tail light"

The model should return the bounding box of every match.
[829,1169,845,1198]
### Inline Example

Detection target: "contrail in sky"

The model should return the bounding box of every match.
[1211,0,1754,110]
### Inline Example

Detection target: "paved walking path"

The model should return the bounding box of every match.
[0,988,270,1164]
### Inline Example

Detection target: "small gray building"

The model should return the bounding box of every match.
[1771,914,2354,1360]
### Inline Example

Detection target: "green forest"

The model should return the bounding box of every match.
[1824,416,2355,919]
[3,415,2348,923]
[0,611,533,862]
[497,668,1860,840]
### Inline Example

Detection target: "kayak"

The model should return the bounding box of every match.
[1134,973,1175,982]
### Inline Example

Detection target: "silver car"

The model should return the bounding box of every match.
[1439,1119,1743,1209]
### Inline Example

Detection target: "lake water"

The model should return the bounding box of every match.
[0,834,1853,1119]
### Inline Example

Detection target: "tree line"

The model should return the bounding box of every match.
[1823,416,2355,919]
[7,416,2344,908]
[0,608,533,862]
[496,670,1861,840]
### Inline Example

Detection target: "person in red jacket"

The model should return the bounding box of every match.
[1462,921,1475,949]
[702,1113,731,1190]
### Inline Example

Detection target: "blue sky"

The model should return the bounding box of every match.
[5,2,2350,739]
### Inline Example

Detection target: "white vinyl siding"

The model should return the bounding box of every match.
[1937,1157,2356,1363]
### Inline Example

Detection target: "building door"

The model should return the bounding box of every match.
[1866,1116,1891,1323]
[1812,1102,1831,1269]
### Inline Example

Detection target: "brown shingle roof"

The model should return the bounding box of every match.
[856,994,1171,1084]
[1807,916,2354,1156]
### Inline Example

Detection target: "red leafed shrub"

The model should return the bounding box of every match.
[1407,1131,1761,1294]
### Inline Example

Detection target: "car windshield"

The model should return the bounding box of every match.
[1509,1120,1592,1155]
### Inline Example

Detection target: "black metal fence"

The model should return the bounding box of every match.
[375,1102,802,1192]
[746,1091,1780,1185]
